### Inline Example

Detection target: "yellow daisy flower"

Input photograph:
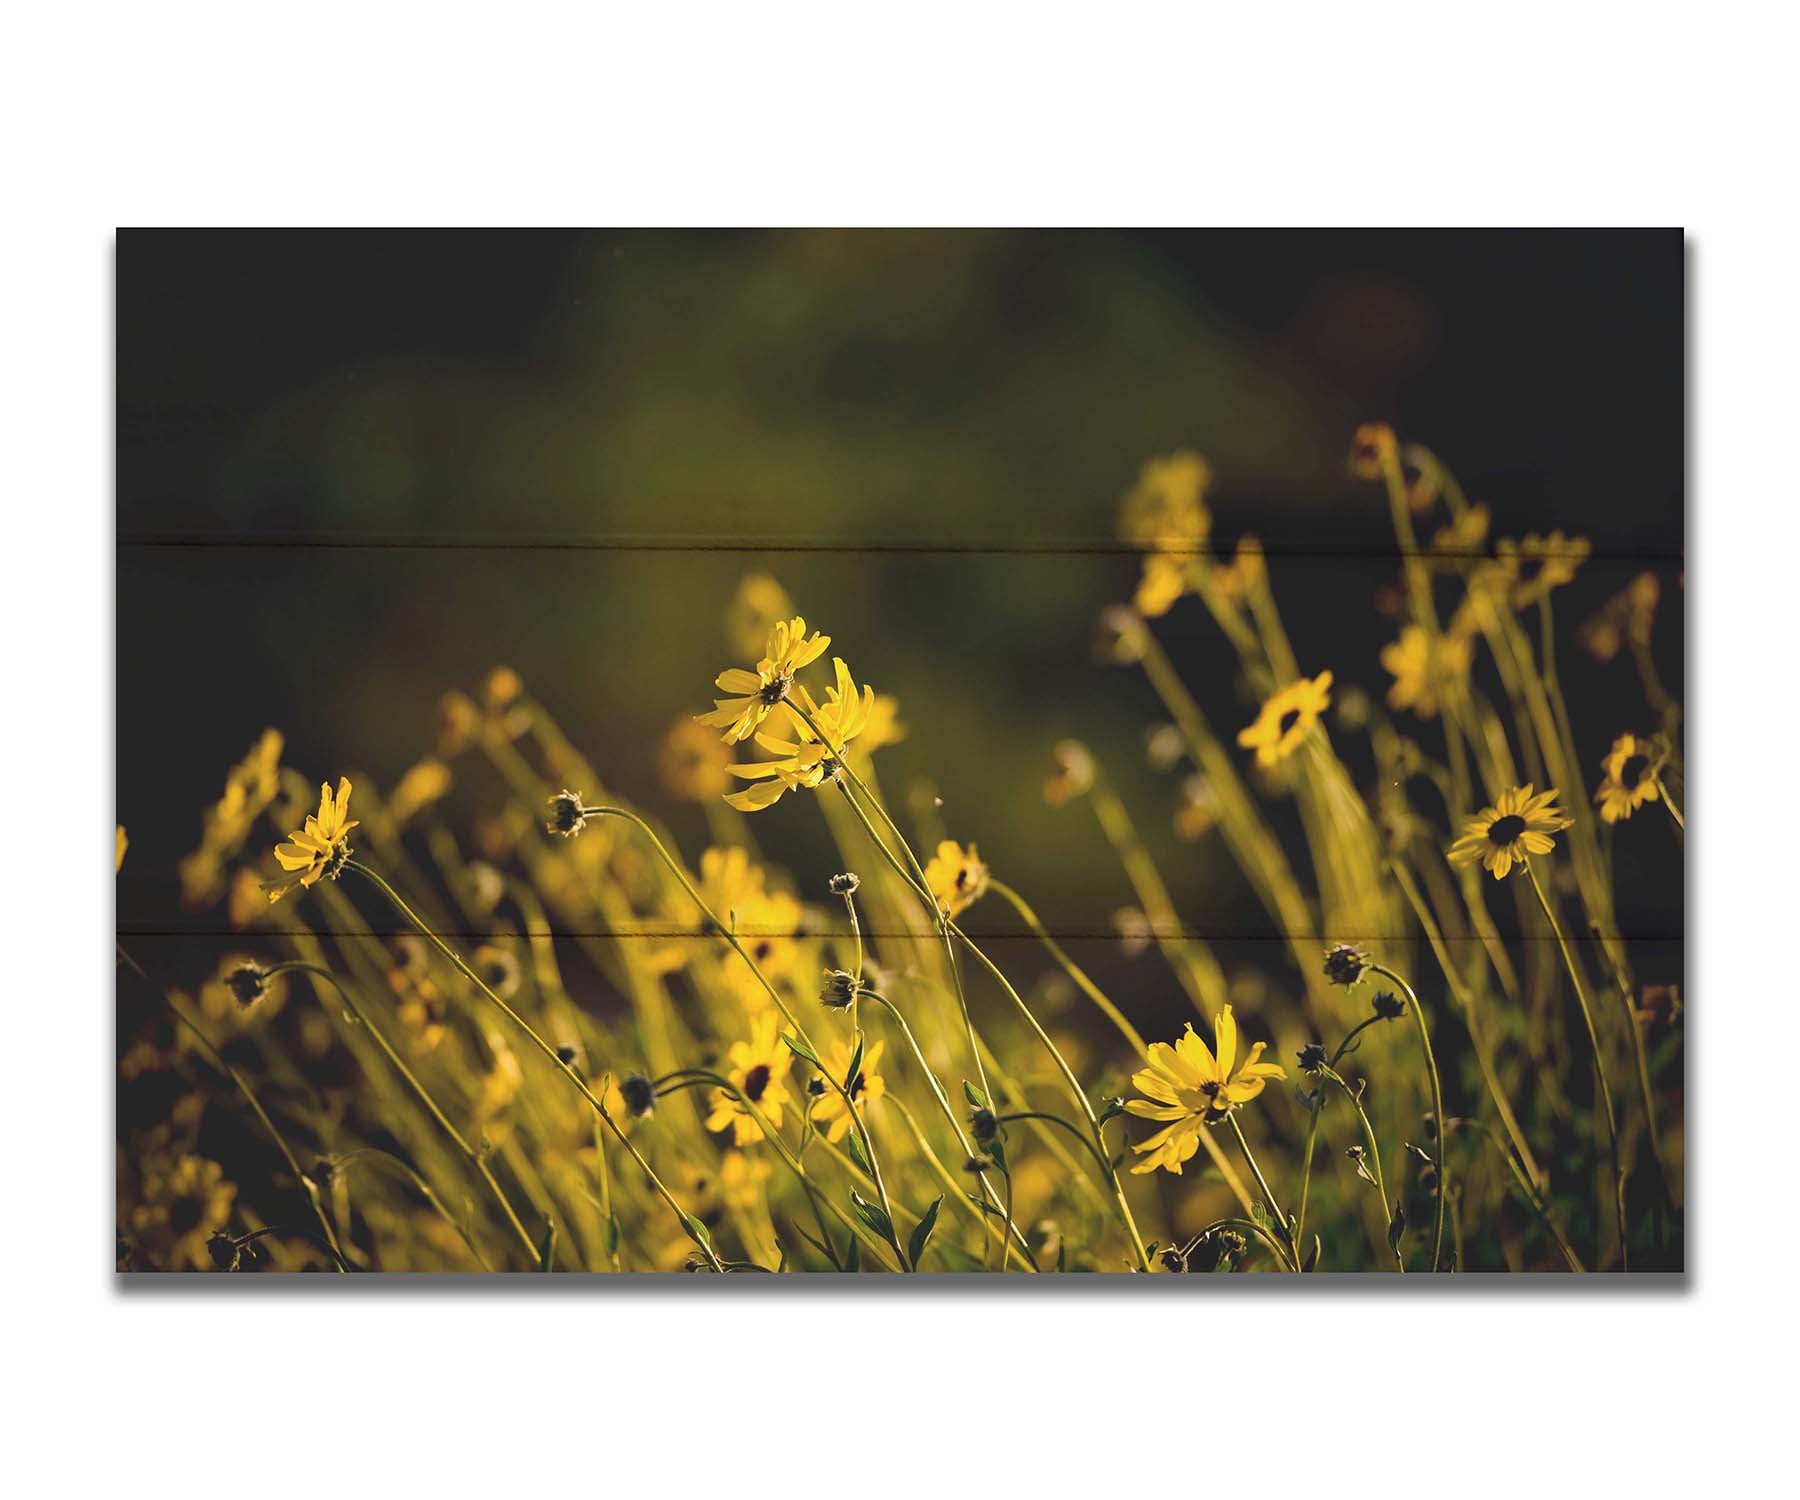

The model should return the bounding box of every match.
[1594,733,1666,824]
[1134,549,1197,618]
[925,839,988,918]
[1236,671,1333,767]
[266,777,359,902]
[1380,626,1473,719]
[810,1037,887,1144]
[705,1013,793,1147]
[1119,452,1212,550]
[723,658,873,812]
[1448,784,1573,879]
[859,693,908,753]
[697,616,830,744]
[1496,531,1590,610]
[1125,1006,1287,1175]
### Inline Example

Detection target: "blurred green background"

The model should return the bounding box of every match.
[117,230,1683,1005]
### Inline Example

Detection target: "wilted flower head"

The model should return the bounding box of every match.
[1297,1041,1328,1074]
[545,790,588,838]
[820,969,867,1010]
[224,963,270,1009]
[1322,944,1370,987]
[619,1073,657,1119]
[828,871,860,897]
[1372,990,1406,1021]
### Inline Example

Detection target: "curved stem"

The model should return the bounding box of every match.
[1370,962,1449,1272]
[345,861,725,1272]
[1523,859,1628,1269]
[1319,1065,1401,1271]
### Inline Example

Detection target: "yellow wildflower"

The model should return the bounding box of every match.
[705,1013,793,1146]
[1236,671,1333,767]
[116,824,128,871]
[267,778,359,902]
[1119,452,1212,550]
[858,692,908,753]
[1594,733,1666,824]
[925,839,989,918]
[1380,626,1473,719]
[1134,549,1196,618]
[723,658,873,812]
[697,615,830,744]
[719,1149,775,1211]
[1126,1007,1287,1175]
[1496,531,1590,610]
[810,1037,887,1144]
[1449,784,1572,879]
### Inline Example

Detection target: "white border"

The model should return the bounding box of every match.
[9,5,1793,1491]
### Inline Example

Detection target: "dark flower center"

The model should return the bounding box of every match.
[1278,708,1302,738]
[1486,813,1526,846]
[1516,558,1545,587]
[1620,754,1650,789]
[742,1064,771,1102]
[758,673,792,706]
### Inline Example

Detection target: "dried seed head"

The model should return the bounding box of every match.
[545,790,588,837]
[1322,944,1370,987]
[619,1073,656,1119]
[1372,990,1406,1021]
[828,872,861,896]
[1297,1041,1328,1074]
[225,963,271,1008]
[820,969,864,1010]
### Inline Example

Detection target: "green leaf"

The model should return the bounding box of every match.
[962,1079,987,1108]
[848,1190,894,1243]
[843,1036,866,1096]
[1302,1234,1322,1272]
[782,1031,820,1066]
[986,1135,1010,1174]
[1096,1096,1125,1126]
[680,1211,714,1253]
[1402,1140,1435,1167]
[907,1195,943,1268]
[844,1125,873,1175]
[537,1216,558,1272]
[843,1236,861,1273]
[600,1216,621,1259]
[1387,1202,1407,1259]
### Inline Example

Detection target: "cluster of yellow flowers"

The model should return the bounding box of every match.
[118,423,1680,1274]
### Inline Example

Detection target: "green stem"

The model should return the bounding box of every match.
[1370,962,1449,1272]
[1319,1064,1401,1271]
[1523,859,1628,1269]
[1226,1112,1296,1271]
